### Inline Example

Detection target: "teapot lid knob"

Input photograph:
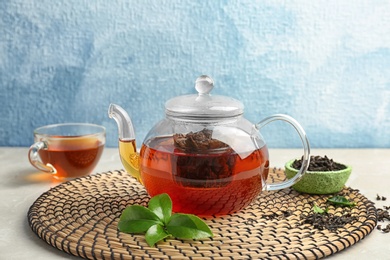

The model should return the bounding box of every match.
[165,75,244,119]
[195,75,214,95]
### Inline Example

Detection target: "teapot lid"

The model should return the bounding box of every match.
[165,75,244,119]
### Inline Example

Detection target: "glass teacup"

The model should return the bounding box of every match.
[28,123,106,180]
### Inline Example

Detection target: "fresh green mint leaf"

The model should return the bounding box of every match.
[148,193,172,225]
[327,195,356,207]
[118,194,213,246]
[167,213,213,239]
[118,205,161,233]
[313,203,328,214]
[145,224,170,247]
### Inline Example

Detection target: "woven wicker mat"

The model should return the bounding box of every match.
[28,168,377,260]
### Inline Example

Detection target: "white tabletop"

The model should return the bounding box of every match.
[0,147,389,259]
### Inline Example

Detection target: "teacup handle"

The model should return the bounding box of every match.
[28,141,56,174]
[256,114,310,191]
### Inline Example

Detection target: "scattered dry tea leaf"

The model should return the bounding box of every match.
[374,194,390,234]
[300,212,357,232]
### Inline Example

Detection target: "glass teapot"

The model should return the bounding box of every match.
[108,75,310,216]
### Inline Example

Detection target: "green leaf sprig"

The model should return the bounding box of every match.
[118,193,213,247]
[327,195,356,207]
[312,196,355,214]
[313,203,328,214]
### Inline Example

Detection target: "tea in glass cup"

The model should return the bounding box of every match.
[28,123,105,180]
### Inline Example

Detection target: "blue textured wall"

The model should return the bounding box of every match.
[1,1,389,148]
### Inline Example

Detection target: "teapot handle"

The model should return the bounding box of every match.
[256,114,310,191]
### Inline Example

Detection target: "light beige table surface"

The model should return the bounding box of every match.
[0,147,389,259]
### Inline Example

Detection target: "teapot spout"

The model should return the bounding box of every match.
[108,104,141,182]
[108,103,136,141]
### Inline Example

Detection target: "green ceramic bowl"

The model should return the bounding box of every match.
[285,159,352,194]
